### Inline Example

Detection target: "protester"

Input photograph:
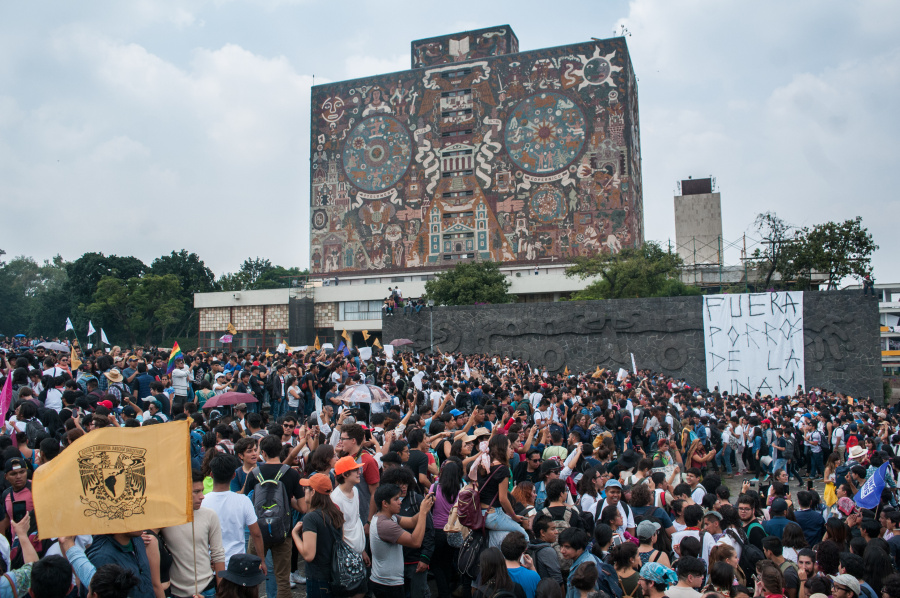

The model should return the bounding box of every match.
[2,341,900,598]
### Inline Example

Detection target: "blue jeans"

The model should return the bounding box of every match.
[484,509,527,549]
[809,451,824,479]
[773,458,787,477]
[271,398,285,419]
[615,432,627,455]
[305,578,332,598]
[716,446,733,474]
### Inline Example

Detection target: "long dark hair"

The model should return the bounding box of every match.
[478,547,515,593]
[438,459,462,504]
[479,434,509,476]
[309,489,344,529]
[578,466,600,498]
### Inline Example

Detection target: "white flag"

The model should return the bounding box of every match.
[100,329,109,345]
[87,343,93,349]
[65,318,74,332]
[87,321,96,336]
[464,360,472,380]
[631,353,637,375]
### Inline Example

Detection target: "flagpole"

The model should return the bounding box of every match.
[192,518,198,595]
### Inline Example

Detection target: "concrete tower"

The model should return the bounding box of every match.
[674,177,722,265]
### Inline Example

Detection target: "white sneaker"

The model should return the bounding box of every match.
[290,571,306,585]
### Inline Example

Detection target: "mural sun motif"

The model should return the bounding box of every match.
[505,92,587,175]
[575,48,623,90]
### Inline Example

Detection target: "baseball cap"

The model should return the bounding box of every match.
[771,498,788,514]
[300,473,333,494]
[98,400,114,409]
[5,457,26,473]
[829,574,860,597]
[123,406,137,418]
[450,409,465,417]
[637,520,661,539]
[604,479,623,490]
[539,460,561,478]
[334,456,363,476]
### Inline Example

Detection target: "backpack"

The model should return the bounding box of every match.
[596,559,625,598]
[780,560,799,576]
[328,525,366,589]
[457,528,488,579]
[727,527,766,584]
[783,437,795,462]
[816,430,830,454]
[710,426,723,451]
[189,430,204,469]
[251,464,292,545]
[456,466,502,531]
[24,419,44,449]
[541,506,578,572]
[834,464,852,490]
[633,506,672,556]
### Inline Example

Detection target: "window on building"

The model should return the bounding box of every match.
[339,300,384,321]
[441,169,474,178]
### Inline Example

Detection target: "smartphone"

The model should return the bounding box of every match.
[11,501,26,524]
[807,480,814,491]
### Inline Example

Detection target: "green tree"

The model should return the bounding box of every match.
[86,274,185,346]
[149,250,218,339]
[424,261,513,305]
[65,252,146,336]
[217,257,274,291]
[565,242,701,300]
[751,212,798,288]
[254,266,309,289]
[801,217,878,290]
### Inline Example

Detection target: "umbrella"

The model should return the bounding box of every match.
[388,338,413,346]
[15,334,26,338]
[202,392,258,409]
[335,384,392,404]
[38,342,69,351]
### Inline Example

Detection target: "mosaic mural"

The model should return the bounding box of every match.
[310,26,643,277]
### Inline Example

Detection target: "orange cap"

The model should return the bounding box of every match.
[335,456,364,476]
[300,473,333,494]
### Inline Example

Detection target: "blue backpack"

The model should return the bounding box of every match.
[190,429,204,469]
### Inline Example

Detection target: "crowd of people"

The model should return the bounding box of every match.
[1,337,900,598]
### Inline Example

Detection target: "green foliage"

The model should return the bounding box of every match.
[565,242,700,300]
[217,258,307,291]
[885,379,893,403]
[0,252,72,337]
[86,274,185,346]
[751,213,878,290]
[424,261,513,305]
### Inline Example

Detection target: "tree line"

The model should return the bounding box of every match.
[0,250,307,346]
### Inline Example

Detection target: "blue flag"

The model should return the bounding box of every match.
[855,461,890,509]
[337,340,350,357]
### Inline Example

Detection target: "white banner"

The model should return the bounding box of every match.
[702,292,805,396]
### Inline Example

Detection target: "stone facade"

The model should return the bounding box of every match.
[198,305,290,332]
[314,302,337,329]
[382,290,882,401]
[310,26,643,277]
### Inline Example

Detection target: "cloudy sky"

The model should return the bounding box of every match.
[2,0,898,283]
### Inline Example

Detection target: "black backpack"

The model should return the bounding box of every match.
[457,528,488,579]
[24,418,45,449]
[633,507,672,557]
[251,465,292,545]
[727,527,766,583]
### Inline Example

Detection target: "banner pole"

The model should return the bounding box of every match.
[192,517,198,595]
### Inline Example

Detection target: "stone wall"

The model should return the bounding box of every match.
[382,290,882,401]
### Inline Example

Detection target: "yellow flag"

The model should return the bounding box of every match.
[373,338,382,349]
[563,366,570,376]
[362,330,370,341]
[69,347,82,371]
[227,323,237,335]
[341,329,351,342]
[402,357,409,374]
[34,420,192,539]
[314,336,321,350]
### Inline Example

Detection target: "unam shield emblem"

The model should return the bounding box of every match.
[78,445,147,520]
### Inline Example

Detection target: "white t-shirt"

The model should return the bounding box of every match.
[690,485,707,505]
[201,491,257,565]
[44,388,63,412]
[832,426,845,448]
[734,425,745,447]
[594,499,635,535]
[332,486,366,553]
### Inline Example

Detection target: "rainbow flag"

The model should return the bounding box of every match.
[166,342,184,374]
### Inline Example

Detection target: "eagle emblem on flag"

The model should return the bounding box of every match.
[78,445,147,520]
